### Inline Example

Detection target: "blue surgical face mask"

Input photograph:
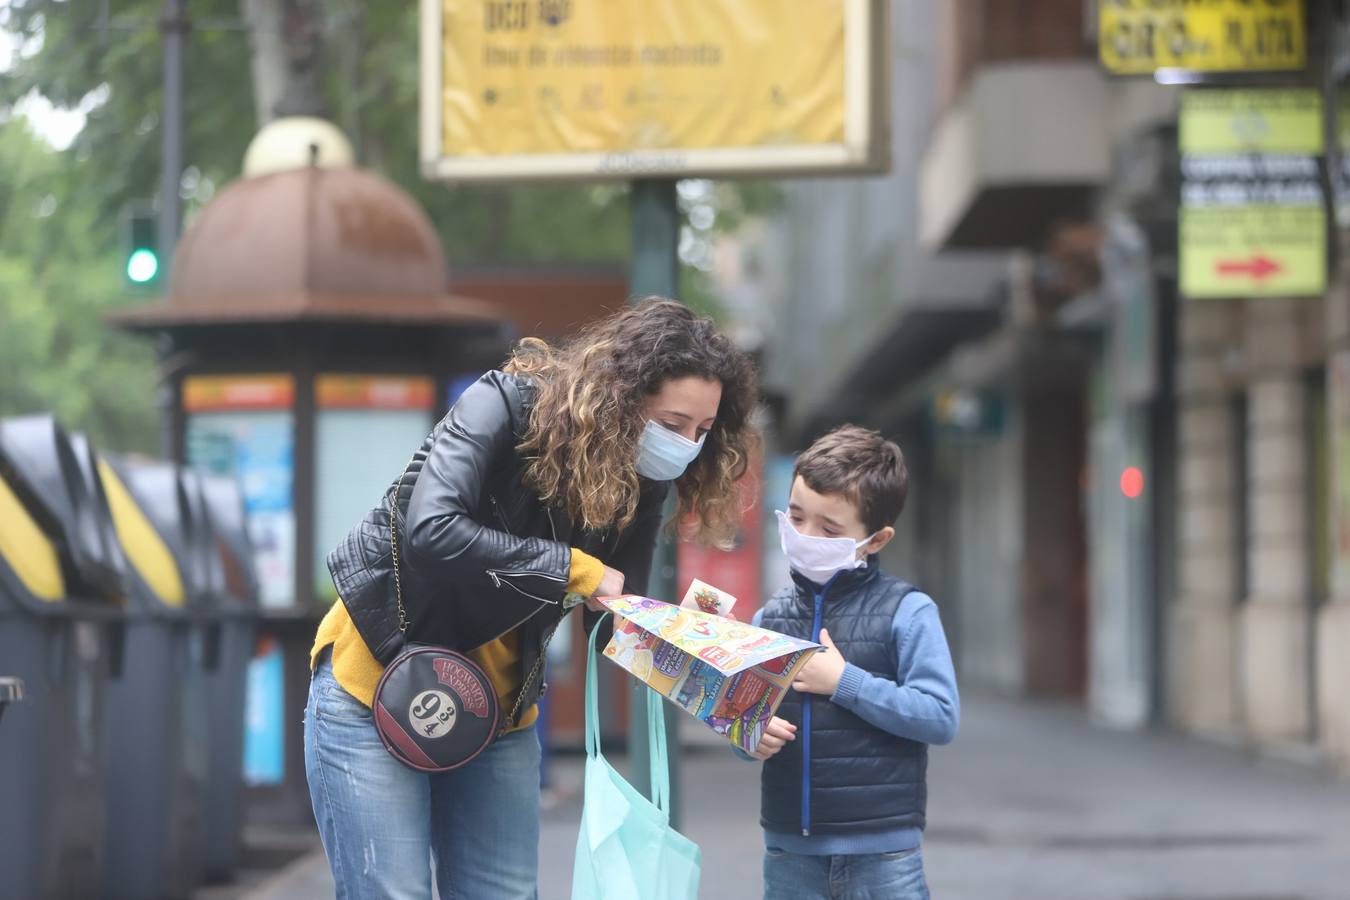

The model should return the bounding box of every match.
[635,420,706,481]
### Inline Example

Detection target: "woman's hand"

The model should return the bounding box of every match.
[585,566,626,612]
[751,717,797,760]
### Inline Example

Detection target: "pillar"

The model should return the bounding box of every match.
[1319,234,1350,774]
[1168,300,1242,735]
[1239,296,1312,743]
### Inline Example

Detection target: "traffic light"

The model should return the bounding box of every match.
[122,206,160,287]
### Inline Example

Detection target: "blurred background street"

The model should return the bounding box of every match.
[4,0,1350,898]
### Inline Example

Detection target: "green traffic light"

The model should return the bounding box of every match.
[126,248,159,284]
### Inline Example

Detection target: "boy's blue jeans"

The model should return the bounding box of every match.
[303,658,541,900]
[763,846,930,900]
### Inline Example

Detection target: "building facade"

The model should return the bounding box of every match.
[723,0,1350,775]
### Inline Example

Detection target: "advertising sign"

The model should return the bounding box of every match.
[313,376,435,602]
[184,375,296,609]
[1098,0,1306,76]
[677,461,762,620]
[421,0,888,180]
[1178,89,1326,299]
[243,637,286,786]
[930,387,1006,440]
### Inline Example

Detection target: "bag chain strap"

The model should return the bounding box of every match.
[388,460,556,732]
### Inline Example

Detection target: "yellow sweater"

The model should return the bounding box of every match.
[311,548,606,732]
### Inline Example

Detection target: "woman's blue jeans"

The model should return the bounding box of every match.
[304,657,542,900]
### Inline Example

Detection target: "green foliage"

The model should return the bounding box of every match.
[0,119,160,453]
[0,2,781,450]
[1,0,256,235]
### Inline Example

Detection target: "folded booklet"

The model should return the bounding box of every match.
[600,590,821,753]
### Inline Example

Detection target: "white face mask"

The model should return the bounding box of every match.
[635,420,706,481]
[776,510,876,585]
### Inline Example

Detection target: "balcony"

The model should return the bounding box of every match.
[919,61,1111,251]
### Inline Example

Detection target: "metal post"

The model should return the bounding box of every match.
[159,0,188,276]
[156,0,187,462]
[627,178,684,827]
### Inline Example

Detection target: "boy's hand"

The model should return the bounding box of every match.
[751,717,797,760]
[791,628,847,696]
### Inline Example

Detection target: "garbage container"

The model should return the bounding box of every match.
[185,470,259,881]
[0,416,123,899]
[99,456,210,899]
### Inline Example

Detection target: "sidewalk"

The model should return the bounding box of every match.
[225,695,1350,899]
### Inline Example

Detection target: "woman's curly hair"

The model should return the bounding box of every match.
[504,298,759,547]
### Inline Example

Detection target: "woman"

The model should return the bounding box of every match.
[304,299,758,899]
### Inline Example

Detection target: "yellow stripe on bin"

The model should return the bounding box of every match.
[0,472,66,601]
[98,460,185,607]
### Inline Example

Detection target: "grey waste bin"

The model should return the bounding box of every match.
[185,470,259,881]
[0,416,123,899]
[100,457,210,900]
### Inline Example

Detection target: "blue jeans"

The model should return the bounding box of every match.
[763,847,929,900]
[304,658,541,900]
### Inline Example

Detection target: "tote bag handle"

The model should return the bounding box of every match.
[585,615,673,814]
[647,686,671,815]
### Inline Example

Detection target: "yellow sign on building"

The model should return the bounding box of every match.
[1179,88,1326,299]
[1179,89,1322,156]
[1180,205,1326,298]
[1099,0,1306,76]
[420,0,887,181]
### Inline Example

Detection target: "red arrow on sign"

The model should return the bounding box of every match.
[1215,255,1282,280]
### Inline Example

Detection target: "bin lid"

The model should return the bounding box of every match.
[70,433,131,595]
[200,474,260,609]
[0,416,124,601]
[179,468,228,612]
[0,468,66,608]
[100,456,189,613]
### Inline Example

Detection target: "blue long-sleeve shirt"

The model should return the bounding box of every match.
[739,590,959,854]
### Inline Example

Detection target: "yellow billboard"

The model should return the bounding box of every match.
[1099,0,1306,76]
[421,0,887,181]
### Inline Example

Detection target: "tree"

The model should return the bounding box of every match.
[0,2,778,447]
[0,0,636,263]
[0,118,160,453]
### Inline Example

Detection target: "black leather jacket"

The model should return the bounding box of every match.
[326,371,668,712]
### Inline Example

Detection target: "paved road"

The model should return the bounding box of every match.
[222,695,1350,899]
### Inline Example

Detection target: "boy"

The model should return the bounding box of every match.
[745,425,959,900]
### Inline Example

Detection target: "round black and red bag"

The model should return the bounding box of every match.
[371,645,500,772]
[370,455,549,772]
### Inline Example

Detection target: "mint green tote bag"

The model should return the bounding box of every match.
[572,616,701,900]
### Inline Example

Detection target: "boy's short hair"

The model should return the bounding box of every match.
[794,425,908,533]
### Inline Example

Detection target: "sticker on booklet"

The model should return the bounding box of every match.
[679,578,737,618]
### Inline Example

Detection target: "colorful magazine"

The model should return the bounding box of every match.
[600,592,821,753]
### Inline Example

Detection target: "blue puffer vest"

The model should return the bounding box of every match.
[759,560,926,836]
